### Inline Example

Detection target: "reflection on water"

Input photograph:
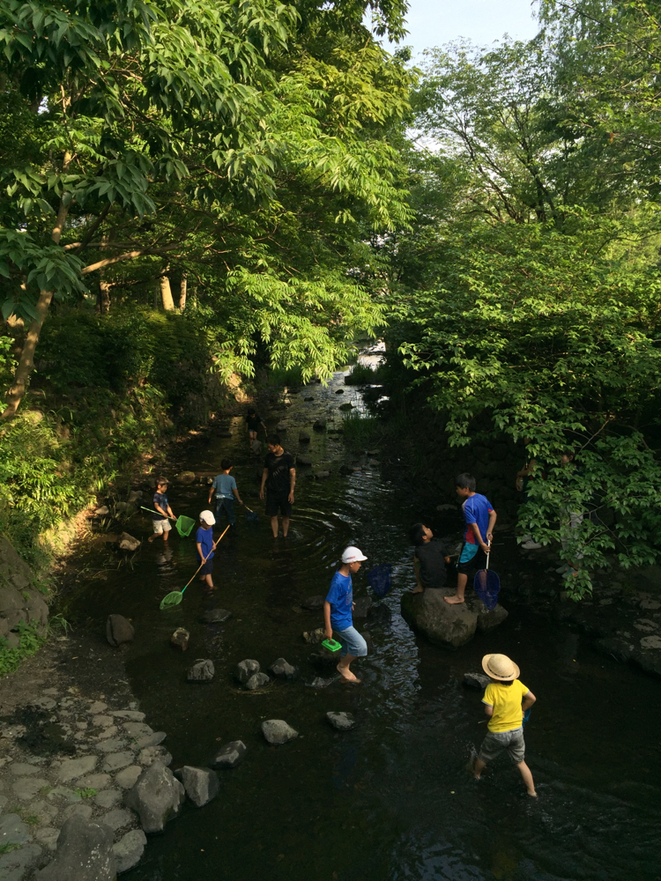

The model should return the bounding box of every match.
[67,372,661,881]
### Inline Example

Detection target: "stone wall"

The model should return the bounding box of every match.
[0,538,49,648]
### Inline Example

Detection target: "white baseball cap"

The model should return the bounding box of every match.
[199,510,216,525]
[342,546,367,564]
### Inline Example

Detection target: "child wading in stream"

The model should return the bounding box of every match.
[208,459,244,527]
[323,547,368,683]
[444,473,496,605]
[472,653,537,796]
[196,510,216,590]
[148,478,175,543]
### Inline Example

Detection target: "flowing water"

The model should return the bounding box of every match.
[67,371,661,881]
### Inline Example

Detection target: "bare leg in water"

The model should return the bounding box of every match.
[337,654,360,683]
[472,757,537,796]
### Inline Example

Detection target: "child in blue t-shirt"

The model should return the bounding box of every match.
[196,510,216,589]
[208,459,244,527]
[444,473,497,605]
[148,478,175,543]
[323,546,368,683]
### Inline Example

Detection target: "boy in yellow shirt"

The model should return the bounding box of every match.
[472,653,537,796]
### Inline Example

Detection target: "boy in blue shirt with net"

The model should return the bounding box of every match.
[445,473,497,604]
[323,546,368,683]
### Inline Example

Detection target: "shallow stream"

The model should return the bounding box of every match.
[67,372,661,881]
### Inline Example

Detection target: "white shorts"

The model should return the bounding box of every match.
[152,518,172,535]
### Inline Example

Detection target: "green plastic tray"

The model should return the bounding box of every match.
[322,638,342,652]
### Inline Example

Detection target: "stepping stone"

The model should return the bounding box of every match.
[135,732,167,750]
[89,701,107,714]
[102,752,135,773]
[92,715,114,727]
[112,829,147,874]
[114,766,142,790]
[326,711,356,731]
[101,808,133,832]
[57,756,97,783]
[94,789,122,809]
[97,738,128,753]
[111,710,146,722]
[10,763,41,776]
[62,803,93,822]
[261,720,298,745]
[123,722,152,739]
[211,741,246,769]
[12,777,50,800]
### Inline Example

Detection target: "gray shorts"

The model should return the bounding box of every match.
[478,727,525,764]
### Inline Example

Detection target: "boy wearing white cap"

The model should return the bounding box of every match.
[473,653,537,796]
[196,511,216,589]
[323,546,368,683]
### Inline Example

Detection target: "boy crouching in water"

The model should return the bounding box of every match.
[323,546,368,683]
[473,653,537,796]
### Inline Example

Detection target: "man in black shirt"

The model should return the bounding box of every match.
[260,435,296,537]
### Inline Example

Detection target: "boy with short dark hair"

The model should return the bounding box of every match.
[409,523,451,594]
[444,473,496,605]
[323,546,369,683]
[472,653,537,797]
[208,459,243,527]
[196,510,216,589]
[148,478,175,543]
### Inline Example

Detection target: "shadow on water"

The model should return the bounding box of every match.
[67,373,661,881]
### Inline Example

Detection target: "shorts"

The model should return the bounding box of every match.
[336,625,368,658]
[457,543,486,575]
[198,558,214,576]
[152,518,171,535]
[265,489,292,517]
[478,727,525,764]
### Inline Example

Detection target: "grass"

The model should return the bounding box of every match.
[0,622,48,678]
[341,414,383,449]
[0,843,22,855]
[343,363,385,385]
[74,787,97,799]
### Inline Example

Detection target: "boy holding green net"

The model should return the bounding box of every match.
[148,478,176,543]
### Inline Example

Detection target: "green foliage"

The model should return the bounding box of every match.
[0,621,48,678]
[74,787,97,799]
[342,414,383,449]
[344,363,386,385]
[0,843,22,855]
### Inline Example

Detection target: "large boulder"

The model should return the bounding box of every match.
[401,589,508,649]
[125,761,185,833]
[174,766,219,807]
[36,815,115,881]
[106,614,135,647]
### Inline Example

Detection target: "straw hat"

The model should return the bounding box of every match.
[482,653,520,681]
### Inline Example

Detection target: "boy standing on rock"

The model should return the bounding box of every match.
[445,473,496,605]
[409,523,451,593]
[323,546,368,683]
[472,653,537,796]
[260,435,296,538]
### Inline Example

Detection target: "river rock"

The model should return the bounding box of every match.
[57,755,98,783]
[211,741,246,769]
[0,813,32,848]
[127,490,143,504]
[296,454,312,466]
[176,471,196,485]
[302,627,326,645]
[313,419,326,432]
[335,388,344,394]
[235,659,260,684]
[112,829,147,874]
[244,672,270,690]
[261,720,298,745]
[269,658,297,679]
[314,470,331,479]
[36,815,115,881]
[250,439,262,455]
[94,506,110,517]
[400,589,479,649]
[470,595,509,632]
[125,762,185,833]
[117,533,140,552]
[0,587,23,614]
[326,711,356,731]
[187,659,214,682]
[463,672,491,690]
[301,595,324,611]
[106,615,135,647]
[338,402,353,411]
[115,766,143,790]
[298,430,311,443]
[199,608,232,624]
[170,628,189,650]
[24,589,49,626]
[174,766,219,807]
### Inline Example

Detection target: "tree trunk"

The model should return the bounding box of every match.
[96,235,111,315]
[1,196,70,421]
[159,269,175,311]
[179,273,187,312]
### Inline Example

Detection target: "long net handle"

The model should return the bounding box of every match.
[141,505,175,522]
[182,525,230,591]
[485,541,491,572]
